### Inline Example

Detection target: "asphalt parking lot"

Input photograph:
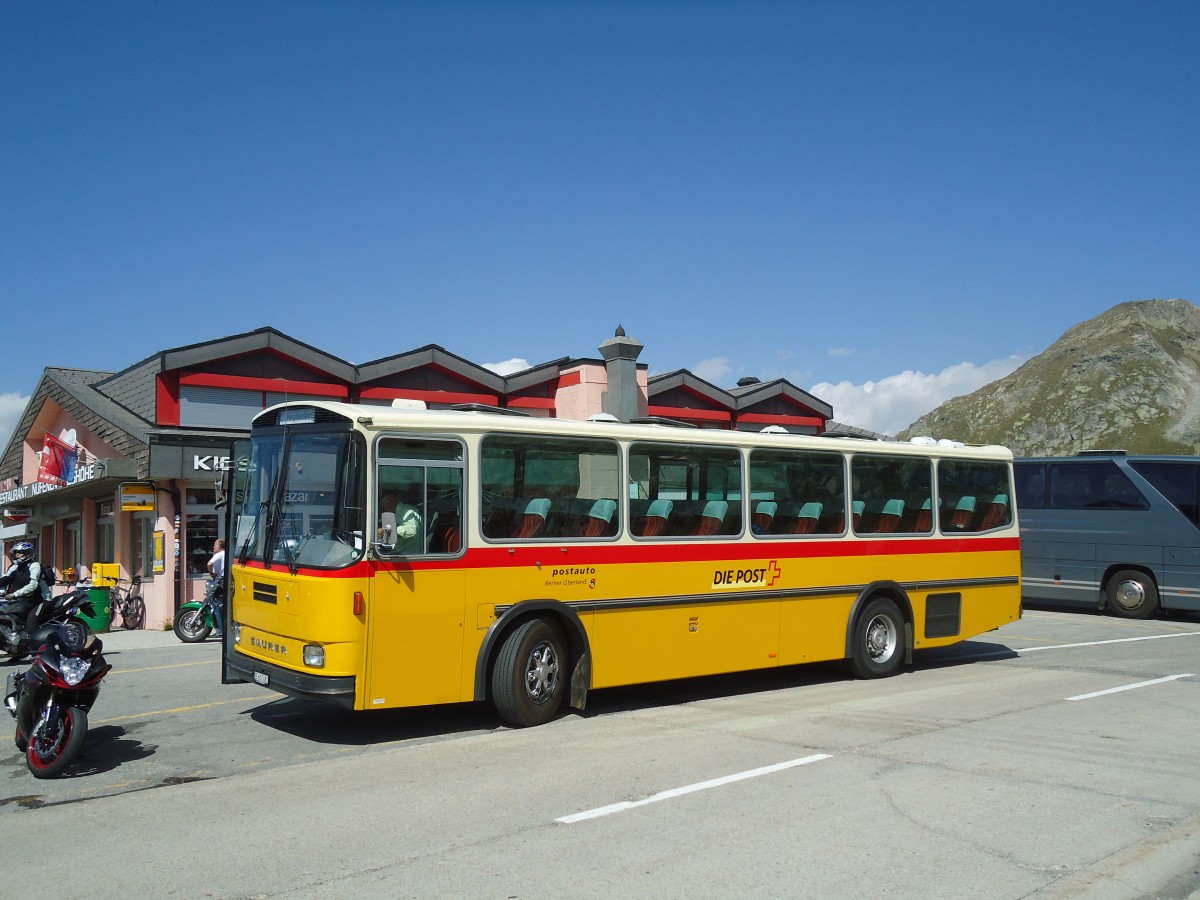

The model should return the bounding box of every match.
[2,607,1199,899]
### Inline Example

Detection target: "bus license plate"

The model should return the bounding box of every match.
[253,671,269,686]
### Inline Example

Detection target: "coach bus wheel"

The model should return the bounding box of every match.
[492,618,567,727]
[850,597,904,679]
[1105,570,1160,620]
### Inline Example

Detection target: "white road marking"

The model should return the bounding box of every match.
[1066,673,1194,701]
[555,753,832,824]
[1016,632,1200,653]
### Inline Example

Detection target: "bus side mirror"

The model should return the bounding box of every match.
[374,512,397,552]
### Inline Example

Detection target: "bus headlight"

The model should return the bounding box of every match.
[233,623,242,644]
[303,644,325,668]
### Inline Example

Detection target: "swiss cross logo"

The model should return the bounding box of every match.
[767,560,782,587]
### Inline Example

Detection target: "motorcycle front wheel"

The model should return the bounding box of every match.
[26,706,87,779]
[174,608,212,643]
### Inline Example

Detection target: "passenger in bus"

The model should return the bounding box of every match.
[379,489,422,554]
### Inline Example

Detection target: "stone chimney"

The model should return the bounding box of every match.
[598,325,644,423]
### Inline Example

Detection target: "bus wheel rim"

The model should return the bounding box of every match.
[1114,580,1145,610]
[866,615,897,662]
[524,641,560,704]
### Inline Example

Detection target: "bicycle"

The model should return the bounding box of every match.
[108,575,145,630]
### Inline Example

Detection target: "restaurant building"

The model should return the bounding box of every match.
[0,326,833,629]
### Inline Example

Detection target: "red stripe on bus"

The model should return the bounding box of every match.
[234,536,1019,578]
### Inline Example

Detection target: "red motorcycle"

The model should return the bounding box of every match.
[4,619,110,778]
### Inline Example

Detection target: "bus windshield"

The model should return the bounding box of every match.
[234,429,365,571]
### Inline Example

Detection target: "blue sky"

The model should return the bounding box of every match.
[2,1,1197,444]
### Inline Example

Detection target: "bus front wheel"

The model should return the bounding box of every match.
[1105,570,1160,619]
[850,597,905,679]
[492,618,566,727]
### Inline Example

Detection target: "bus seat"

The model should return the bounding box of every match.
[482,496,518,538]
[973,494,1009,531]
[851,500,865,531]
[441,526,461,553]
[752,501,778,535]
[910,499,932,533]
[693,500,728,536]
[582,498,617,537]
[949,496,976,529]
[792,501,823,534]
[512,498,551,538]
[641,499,673,537]
[876,499,905,533]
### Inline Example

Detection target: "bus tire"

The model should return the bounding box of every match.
[491,618,566,727]
[1105,569,1160,619]
[850,597,904,679]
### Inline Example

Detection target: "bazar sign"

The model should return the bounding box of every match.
[0,463,101,505]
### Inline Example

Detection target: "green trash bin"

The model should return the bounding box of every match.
[79,587,112,633]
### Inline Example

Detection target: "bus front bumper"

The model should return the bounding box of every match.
[226,647,356,710]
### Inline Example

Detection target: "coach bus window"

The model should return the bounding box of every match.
[1048,461,1148,511]
[851,455,933,534]
[1013,462,1047,509]
[938,459,1013,532]
[480,434,619,541]
[747,449,845,535]
[1129,460,1200,526]
[376,438,464,556]
[628,442,742,538]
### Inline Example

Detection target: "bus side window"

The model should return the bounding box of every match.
[937,459,1012,533]
[377,437,464,556]
[747,448,844,538]
[481,433,620,542]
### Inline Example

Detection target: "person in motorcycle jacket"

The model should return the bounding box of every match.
[0,541,51,645]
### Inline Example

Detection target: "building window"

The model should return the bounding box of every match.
[185,486,220,577]
[95,501,115,565]
[133,511,155,580]
[264,392,327,407]
[179,386,263,429]
[64,518,81,572]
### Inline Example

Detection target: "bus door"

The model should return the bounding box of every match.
[223,438,250,685]
[366,439,467,708]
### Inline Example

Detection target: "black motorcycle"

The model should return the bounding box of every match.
[0,584,96,664]
[4,618,110,778]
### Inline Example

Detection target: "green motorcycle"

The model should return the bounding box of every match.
[173,577,223,643]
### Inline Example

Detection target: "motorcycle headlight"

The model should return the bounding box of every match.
[60,656,91,686]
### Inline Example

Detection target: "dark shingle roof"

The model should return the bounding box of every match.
[0,368,152,481]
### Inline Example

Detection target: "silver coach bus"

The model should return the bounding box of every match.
[1014,452,1200,618]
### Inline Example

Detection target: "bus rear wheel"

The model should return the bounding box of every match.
[1105,570,1160,619]
[850,597,904,679]
[492,618,566,727]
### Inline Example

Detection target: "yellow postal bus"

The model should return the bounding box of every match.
[222,402,1020,726]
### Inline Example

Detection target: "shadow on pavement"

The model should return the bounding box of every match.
[242,649,1018,743]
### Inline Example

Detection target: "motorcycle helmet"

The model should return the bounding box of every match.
[11,541,34,564]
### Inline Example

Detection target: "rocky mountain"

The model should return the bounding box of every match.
[898,298,1200,456]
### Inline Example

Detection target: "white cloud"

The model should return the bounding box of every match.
[691,357,732,385]
[827,347,855,358]
[810,356,1023,436]
[482,357,530,376]
[0,392,29,451]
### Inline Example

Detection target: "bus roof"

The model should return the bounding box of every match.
[253,400,1014,461]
